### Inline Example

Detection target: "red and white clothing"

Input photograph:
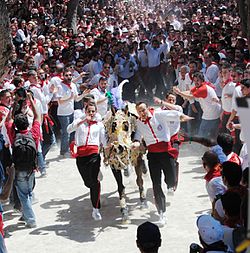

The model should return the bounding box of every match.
[90,87,108,118]
[204,164,226,202]
[226,152,242,166]
[67,117,106,157]
[30,83,53,114]
[191,83,221,120]
[57,81,78,116]
[134,110,182,158]
[221,80,236,113]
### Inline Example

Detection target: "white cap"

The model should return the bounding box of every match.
[197,215,224,245]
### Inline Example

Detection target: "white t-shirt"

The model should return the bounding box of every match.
[57,82,78,116]
[206,177,226,202]
[166,105,183,136]
[221,81,236,113]
[231,85,242,113]
[194,86,221,120]
[90,88,108,118]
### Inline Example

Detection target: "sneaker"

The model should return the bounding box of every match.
[26,222,37,228]
[167,187,175,196]
[92,208,102,221]
[158,211,167,227]
[18,216,26,224]
[40,171,47,178]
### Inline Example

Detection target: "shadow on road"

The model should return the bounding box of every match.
[25,191,155,243]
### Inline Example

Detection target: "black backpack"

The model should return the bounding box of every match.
[12,132,37,171]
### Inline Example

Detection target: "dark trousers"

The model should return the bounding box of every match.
[219,113,230,134]
[76,154,101,209]
[111,167,125,199]
[147,152,176,213]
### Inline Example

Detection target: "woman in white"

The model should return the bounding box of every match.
[67,102,107,220]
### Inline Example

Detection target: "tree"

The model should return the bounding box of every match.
[238,0,250,51]
[0,0,12,79]
[67,0,79,35]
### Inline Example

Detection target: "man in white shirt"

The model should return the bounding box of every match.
[117,47,138,102]
[174,72,221,140]
[219,63,236,133]
[145,38,168,97]
[204,51,219,84]
[133,102,192,226]
[90,77,109,119]
[56,70,86,157]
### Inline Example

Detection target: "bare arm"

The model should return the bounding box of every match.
[27,92,41,123]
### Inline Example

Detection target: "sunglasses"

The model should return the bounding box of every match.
[64,74,72,77]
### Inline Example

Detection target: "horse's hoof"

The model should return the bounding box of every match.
[121,207,130,224]
[140,200,148,209]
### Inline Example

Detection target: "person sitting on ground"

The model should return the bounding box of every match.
[196,214,233,253]
[221,191,242,228]
[136,221,161,253]
[213,162,247,223]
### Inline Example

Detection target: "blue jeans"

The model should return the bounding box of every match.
[15,171,36,225]
[58,114,74,155]
[0,232,7,253]
[37,151,46,174]
[198,118,220,140]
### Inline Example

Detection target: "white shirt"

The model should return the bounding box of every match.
[195,86,221,120]
[221,81,236,113]
[177,74,188,92]
[30,85,53,114]
[146,43,168,68]
[134,110,182,145]
[231,85,242,112]
[138,50,148,67]
[90,73,118,90]
[166,105,183,136]
[118,55,138,79]
[87,59,103,78]
[57,82,78,116]
[206,177,226,202]
[67,118,107,148]
[185,73,195,104]
[90,87,108,118]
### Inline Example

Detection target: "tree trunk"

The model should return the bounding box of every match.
[238,0,248,36]
[0,1,12,79]
[247,0,250,52]
[67,0,79,35]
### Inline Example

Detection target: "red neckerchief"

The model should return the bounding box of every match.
[189,73,193,81]
[141,108,154,124]
[63,80,71,89]
[222,77,233,88]
[40,79,47,88]
[204,164,222,182]
[236,82,241,87]
[87,120,97,125]
[100,70,109,78]
[191,82,208,98]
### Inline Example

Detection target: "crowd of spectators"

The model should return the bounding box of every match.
[0,0,250,252]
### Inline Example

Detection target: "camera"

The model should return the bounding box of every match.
[189,243,203,253]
